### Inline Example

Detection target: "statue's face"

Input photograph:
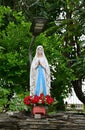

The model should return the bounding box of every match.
[37,46,43,56]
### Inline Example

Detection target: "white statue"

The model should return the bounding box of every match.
[30,45,50,96]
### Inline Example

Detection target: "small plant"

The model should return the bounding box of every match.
[83,104,85,115]
[70,104,76,111]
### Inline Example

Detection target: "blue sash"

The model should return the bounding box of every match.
[35,65,47,96]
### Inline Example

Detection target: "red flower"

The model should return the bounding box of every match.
[24,93,54,106]
[24,96,32,106]
[46,97,54,104]
[40,93,44,98]
[45,95,54,104]
[31,95,39,104]
[24,100,31,105]
[45,95,50,99]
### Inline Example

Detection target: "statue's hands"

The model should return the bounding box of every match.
[38,60,40,65]
[38,60,43,66]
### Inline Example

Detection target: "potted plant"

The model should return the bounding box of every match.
[24,93,55,117]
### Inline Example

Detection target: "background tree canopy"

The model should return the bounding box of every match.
[0,0,85,112]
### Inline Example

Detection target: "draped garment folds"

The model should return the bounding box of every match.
[30,46,50,96]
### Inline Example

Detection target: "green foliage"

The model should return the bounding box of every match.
[0,6,31,89]
[0,6,32,111]
[42,0,85,104]
[9,93,28,111]
[0,87,10,111]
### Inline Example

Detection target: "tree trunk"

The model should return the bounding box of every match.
[72,80,85,104]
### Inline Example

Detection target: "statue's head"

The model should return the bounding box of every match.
[36,45,44,57]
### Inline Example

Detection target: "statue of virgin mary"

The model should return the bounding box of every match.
[30,45,50,96]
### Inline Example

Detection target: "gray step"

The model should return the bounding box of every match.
[0,112,85,130]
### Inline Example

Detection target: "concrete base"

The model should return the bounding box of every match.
[34,114,41,119]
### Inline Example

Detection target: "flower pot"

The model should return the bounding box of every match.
[32,106,46,115]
